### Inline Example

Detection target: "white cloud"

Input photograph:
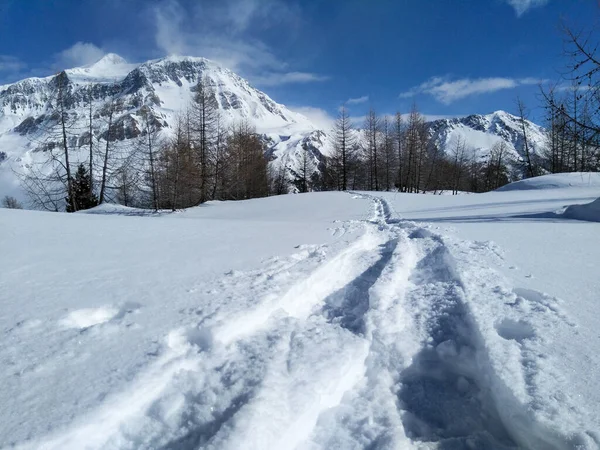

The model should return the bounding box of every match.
[504,0,549,17]
[224,0,299,33]
[151,0,326,87]
[153,1,280,72]
[290,106,335,130]
[555,84,592,92]
[54,42,105,69]
[0,55,25,73]
[400,76,542,104]
[346,95,369,105]
[253,71,329,86]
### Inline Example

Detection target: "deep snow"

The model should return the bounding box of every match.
[1,174,599,449]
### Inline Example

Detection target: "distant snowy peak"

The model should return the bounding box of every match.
[65,53,136,84]
[427,110,546,162]
[96,53,129,65]
[430,110,544,138]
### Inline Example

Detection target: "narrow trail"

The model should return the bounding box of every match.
[27,194,594,450]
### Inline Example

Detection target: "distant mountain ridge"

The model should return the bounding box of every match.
[427,110,547,165]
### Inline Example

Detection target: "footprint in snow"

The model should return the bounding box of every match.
[495,318,535,343]
[59,302,141,330]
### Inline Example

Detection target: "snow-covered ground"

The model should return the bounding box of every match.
[1,174,599,449]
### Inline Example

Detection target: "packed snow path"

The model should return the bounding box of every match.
[2,187,598,449]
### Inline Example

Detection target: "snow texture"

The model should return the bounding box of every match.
[1,173,599,449]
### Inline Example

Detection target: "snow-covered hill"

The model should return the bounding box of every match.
[496,172,600,191]
[0,54,322,200]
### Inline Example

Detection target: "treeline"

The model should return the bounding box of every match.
[539,21,600,175]
[542,86,600,175]
[319,105,515,195]
[22,76,271,212]
[118,92,270,211]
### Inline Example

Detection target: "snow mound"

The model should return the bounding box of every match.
[496,172,600,191]
[562,197,600,222]
[60,307,120,329]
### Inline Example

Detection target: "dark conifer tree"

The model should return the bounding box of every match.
[66,164,98,212]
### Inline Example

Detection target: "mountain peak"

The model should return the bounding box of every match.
[91,53,128,67]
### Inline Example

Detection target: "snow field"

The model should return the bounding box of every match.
[2,175,599,449]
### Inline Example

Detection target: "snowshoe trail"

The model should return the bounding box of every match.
[24,194,595,450]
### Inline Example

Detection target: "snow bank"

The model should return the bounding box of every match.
[496,172,600,191]
[562,197,600,222]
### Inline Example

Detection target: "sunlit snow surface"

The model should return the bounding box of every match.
[1,174,599,449]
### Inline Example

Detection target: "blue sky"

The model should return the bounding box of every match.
[0,0,596,126]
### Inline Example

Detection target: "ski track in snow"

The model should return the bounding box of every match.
[17,195,596,450]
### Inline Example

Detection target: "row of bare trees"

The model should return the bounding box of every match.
[542,85,600,174]
[21,73,134,212]
[22,75,270,212]
[138,114,269,211]
[324,105,512,195]
[539,18,600,175]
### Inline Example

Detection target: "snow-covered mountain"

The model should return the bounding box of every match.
[0,54,547,202]
[0,54,323,200]
[427,110,547,166]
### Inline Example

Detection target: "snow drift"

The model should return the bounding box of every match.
[496,172,600,191]
[563,197,600,222]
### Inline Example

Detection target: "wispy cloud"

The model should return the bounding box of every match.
[290,106,335,130]
[554,83,592,93]
[252,72,329,86]
[400,76,543,104]
[152,0,327,87]
[0,55,25,73]
[346,95,369,105]
[504,0,549,17]
[54,42,105,69]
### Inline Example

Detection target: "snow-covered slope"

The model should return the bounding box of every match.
[428,110,547,170]
[0,54,320,201]
[2,175,599,449]
[496,172,600,191]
